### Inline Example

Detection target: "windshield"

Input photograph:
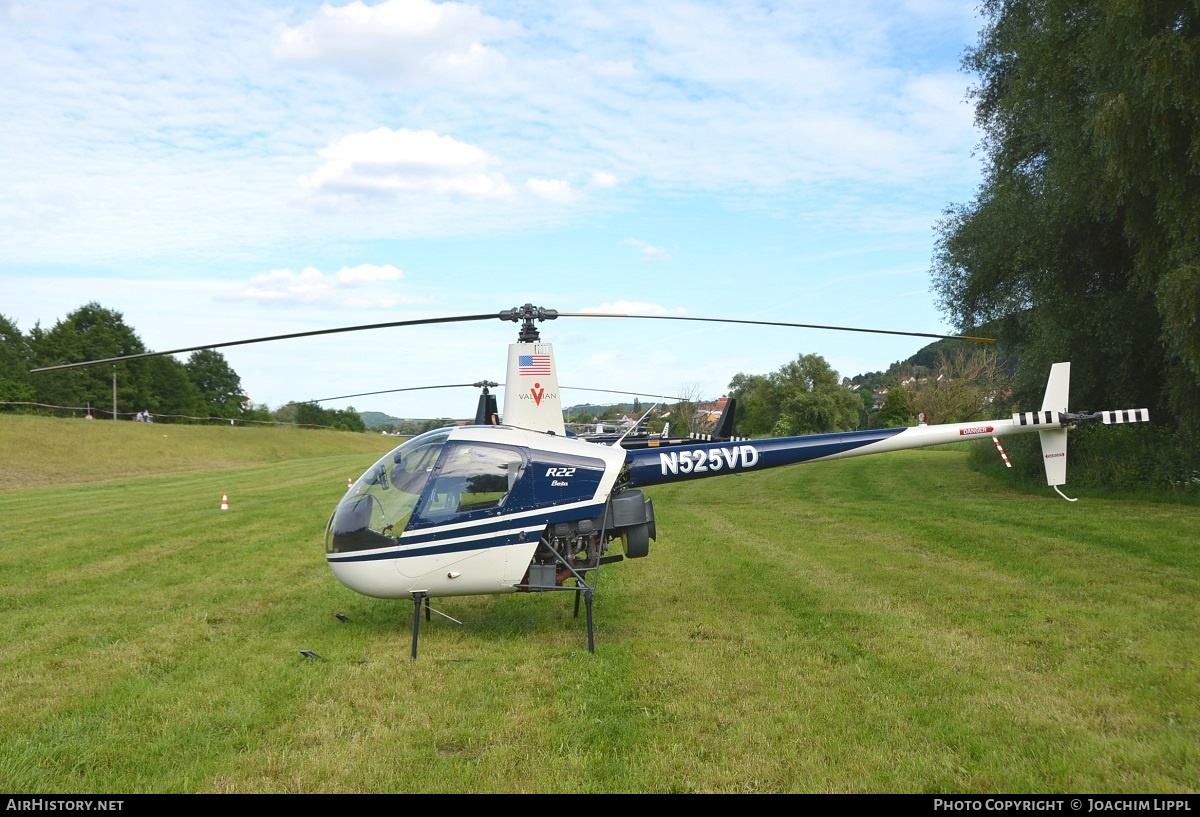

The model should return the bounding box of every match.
[325,429,451,554]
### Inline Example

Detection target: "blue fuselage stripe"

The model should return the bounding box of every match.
[326,502,606,563]
[623,428,906,486]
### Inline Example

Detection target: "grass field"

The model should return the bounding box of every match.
[1,416,1197,793]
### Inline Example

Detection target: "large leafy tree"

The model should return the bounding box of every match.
[185,349,245,419]
[932,0,1199,433]
[27,303,207,420]
[729,353,861,436]
[142,356,203,419]
[30,303,150,417]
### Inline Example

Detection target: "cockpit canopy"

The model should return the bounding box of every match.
[325,427,608,554]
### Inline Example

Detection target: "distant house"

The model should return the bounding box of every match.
[693,396,730,429]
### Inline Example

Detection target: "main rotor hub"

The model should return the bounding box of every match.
[499,304,559,343]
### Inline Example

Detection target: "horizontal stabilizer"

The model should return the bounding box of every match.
[1014,410,1063,426]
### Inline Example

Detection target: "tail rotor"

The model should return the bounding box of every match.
[1018,362,1151,501]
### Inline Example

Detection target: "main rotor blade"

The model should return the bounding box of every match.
[555,312,996,343]
[30,304,994,375]
[559,385,692,402]
[299,382,692,405]
[291,383,486,405]
[29,312,501,373]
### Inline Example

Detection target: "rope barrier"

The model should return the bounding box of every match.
[0,401,337,429]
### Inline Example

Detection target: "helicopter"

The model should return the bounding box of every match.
[32,303,1151,658]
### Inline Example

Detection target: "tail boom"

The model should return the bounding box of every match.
[624,415,1059,487]
[623,360,1151,492]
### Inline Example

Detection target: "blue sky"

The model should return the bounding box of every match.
[1,0,987,419]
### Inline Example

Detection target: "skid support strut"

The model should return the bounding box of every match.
[410,591,425,660]
[538,539,597,654]
[583,586,595,653]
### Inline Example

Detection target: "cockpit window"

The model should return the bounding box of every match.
[325,429,451,553]
[419,443,526,519]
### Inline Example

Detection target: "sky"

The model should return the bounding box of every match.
[1,0,989,420]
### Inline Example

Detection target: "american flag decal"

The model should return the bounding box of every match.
[518,354,552,376]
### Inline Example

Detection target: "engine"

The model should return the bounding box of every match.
[520,490,656,590]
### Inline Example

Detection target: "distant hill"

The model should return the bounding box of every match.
[359,410,399,429]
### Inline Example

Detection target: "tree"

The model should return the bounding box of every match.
[910,349,1012,425]
[932,0,1200,434]
[0,314,34,406]
[141,356,203,421]
[878,385,917,428]
[726,373,777,437]
[666,383,705,437]
[291,401,367,432]
[29,303,150,417]
[185,349,245,419]
[729,354,861,437]
[331,406,367,433]
[293,402,329,428]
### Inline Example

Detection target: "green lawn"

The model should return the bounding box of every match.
[1,418,1196,792]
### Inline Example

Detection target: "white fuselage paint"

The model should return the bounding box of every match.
[326,425,627,600]
[818,417,1034,460]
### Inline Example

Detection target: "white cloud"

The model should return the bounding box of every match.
[624,238,670,261]
[590,170,618,188]
[335,263,405,284]
[525,177,578,202]
[0,1,988,262]
[225,264,408,307]
[274,0,521,82]
[300,128,514,207]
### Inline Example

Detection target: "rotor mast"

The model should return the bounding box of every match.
[499,305,565,435]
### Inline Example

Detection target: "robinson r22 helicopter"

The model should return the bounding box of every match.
[33,304,1150,657]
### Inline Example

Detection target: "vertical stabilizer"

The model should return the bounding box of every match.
[1039,363,1070,488]
[502,342,566,436]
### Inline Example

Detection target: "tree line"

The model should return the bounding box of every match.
[932,0,1198,438]
[0,302,364,431]
[726,343,1009,438]
[928,0,1198,492]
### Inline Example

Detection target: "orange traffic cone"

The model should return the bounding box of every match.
[347,477,353,489]
[220,492,229,511]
